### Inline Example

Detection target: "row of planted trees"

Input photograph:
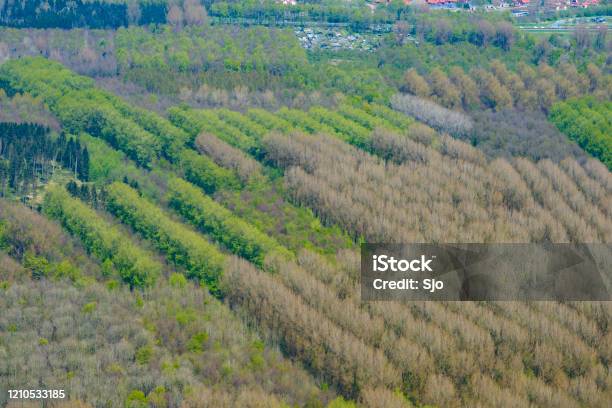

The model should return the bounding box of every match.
[3,56,611,407]
[402,60,610,113]
[0,198,333,407]
[550,97,612,169]
[166,101,612,406]
[0,60,352,405]
[1,64,393,401]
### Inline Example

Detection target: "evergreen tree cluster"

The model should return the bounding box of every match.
[0,0,167,29]
[0,122,89,197]
[65,175,140,210]
[65,181,107,210]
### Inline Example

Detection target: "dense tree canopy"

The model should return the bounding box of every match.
[0,7,611,407]
[550,97,612,169]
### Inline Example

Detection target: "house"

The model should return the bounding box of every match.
[572,0,600,7]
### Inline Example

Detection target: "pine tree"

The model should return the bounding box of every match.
[66,180,78,196]
[80,146,89,181]
[79,184,90,201]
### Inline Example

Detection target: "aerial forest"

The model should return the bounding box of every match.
[0,1,611,407]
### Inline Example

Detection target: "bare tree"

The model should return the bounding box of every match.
[403,68,431,97]
[574,25,591,50]
[430,68,461,108]
[167,4,185,30]
[449,66,480,110]
[494,22,515,51]
[393,21,410,45]
[0,41,9,63]
[127,0,142,26]
[184,0,208,26]
[476,19,495,46]
[391,93,473,137]
[195,132,263,183]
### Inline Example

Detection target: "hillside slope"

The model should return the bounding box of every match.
[0,57,611,407]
